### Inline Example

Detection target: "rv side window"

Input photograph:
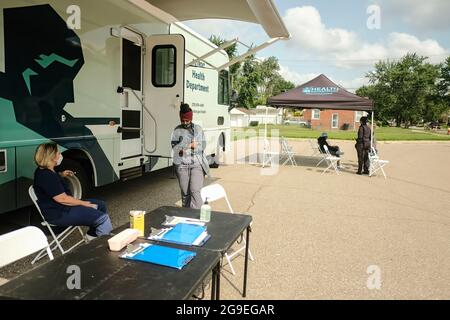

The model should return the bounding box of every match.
[0,150,6,173]
[122,39,142,91]
[152,45,176,87]
[218,70,230,105]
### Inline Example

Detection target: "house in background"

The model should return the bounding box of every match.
[230,106,283,128]
[303,109,368,131]
[230,108,251,127]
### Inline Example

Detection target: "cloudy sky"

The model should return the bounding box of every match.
[185,0,450,92]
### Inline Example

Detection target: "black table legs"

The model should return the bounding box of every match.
[211,265,216,300]
[243,225,250,298]
[216,262,221,300]
[211,261,221,300]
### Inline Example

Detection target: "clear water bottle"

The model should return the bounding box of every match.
[200,198,211,222]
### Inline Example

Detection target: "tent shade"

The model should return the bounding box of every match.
[268,74,374,111]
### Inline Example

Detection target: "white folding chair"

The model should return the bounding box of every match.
[321,145,341,175]
[315,144,328,168]
[280,137,298,167]
[309,140,321,157]
[0,226,54,269]
[369,147,390,179]
[29,186,87,264]
[262,139,280,168]
[200,184,255,276]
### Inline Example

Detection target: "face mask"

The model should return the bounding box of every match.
[182,123,192,129]
[56,154,63,166]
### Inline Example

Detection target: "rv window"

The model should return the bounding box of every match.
[218,70,230,105]
[152,45,176,87]
[122,39,142,91]
[0,150,6,173]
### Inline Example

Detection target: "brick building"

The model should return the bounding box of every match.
[303,109,368,131]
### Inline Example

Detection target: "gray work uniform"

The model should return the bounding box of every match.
[171,124,210,209]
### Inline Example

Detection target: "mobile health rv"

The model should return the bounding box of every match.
[0,0,289,214]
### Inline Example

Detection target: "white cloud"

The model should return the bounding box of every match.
[183,19,265,51]
[278,65,319,86]
[284,6,449,68]
[284,7,359,53]
[336,77,370,92]
[386,33,447,64]
[278,65,368,92]
[379,0,450,30]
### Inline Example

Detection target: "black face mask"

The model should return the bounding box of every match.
[182,123,193,130]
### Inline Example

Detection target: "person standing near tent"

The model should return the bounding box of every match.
[171,104,210,209]
[355,116,372,175]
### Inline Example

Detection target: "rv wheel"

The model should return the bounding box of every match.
[58,159,91,199]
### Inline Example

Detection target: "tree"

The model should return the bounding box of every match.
[257,57,280,102]
[437,56,450,112]
[235,55,262,108]
[358,53,448,127]
[255,57,295,105]
[272,76,296,96]
[209,35,241,88]
[209,34,296,109]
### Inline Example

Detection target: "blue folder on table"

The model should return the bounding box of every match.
[159,223,208,246]
[120,243,196,270]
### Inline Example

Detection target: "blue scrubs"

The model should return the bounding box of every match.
[34,168,112,237]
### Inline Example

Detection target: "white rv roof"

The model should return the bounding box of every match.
[145,0,290,39]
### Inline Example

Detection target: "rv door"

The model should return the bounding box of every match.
[144,34,185,157]
[120,28,144,160]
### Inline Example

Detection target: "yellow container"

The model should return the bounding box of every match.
[129,210,146,237]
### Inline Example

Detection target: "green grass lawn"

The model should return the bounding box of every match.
[232,125,450,141]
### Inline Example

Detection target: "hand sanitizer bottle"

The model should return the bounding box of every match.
[200,198,211,222]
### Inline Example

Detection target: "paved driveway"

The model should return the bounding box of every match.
[1,140,450,299]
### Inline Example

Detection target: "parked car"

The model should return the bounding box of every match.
[425,121,441,130]
[284,119,309,127]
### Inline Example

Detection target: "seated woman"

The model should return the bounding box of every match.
[317,132,344,167]
[33,143,112,239]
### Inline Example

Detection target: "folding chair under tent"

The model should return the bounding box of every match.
[261,107,297,167]
[321,145,341,175]
[267,74,376,157]
[369,147,390,179]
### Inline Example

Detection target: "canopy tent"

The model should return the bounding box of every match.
[266,74,376,161]
[268,74,374,111]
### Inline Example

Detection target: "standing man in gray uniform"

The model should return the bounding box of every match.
[171,104,210,209]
